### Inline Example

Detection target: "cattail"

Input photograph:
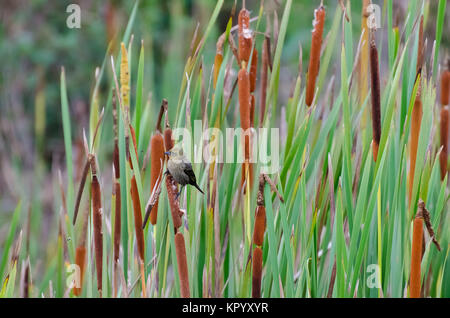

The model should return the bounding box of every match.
[250,49,258,93]
[166,174,183,230]
[252,247,263,298]
[440,106,449,180]
[259,35,269,127]
[305,5,326,106]
[440,63,450,180]
[90,157,103,295]
[409,98,422,199]
[253,176,267,246]
[163,102,182,230]
[73,246,86,296]
[253,206,266,247]
[148,100,167,225]
[369,33,381,161]
[120,42,130,111]
[120,42,131,160]
[174,232,190,298]
[441,67,450,106]
[238,7,252,65]
[410,203,424,298]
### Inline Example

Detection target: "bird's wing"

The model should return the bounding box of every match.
[183,162,197,184]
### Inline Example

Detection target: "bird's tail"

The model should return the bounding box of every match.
[194,183,204,194]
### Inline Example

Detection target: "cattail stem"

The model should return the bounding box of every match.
[305,5,326,106]
[369,33,381,161]
[175,232,190,298]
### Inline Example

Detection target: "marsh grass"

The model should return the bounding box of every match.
[0,0,449,299]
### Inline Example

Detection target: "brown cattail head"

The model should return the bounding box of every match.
[174,232,190,298]
[252,247,263,298]
[73,246,86,296]
[253,206,266,247]
[130,175,145,262]
[238,8,252,65]
[166,173,183,230]
[305,5,326,106]
[250,49,258,93]
[410,207,424,298]
[441,69,450,106]
[149,133,165,225]
[440,106,449,180]
[369,32,381,161]
[91,172,103,293]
